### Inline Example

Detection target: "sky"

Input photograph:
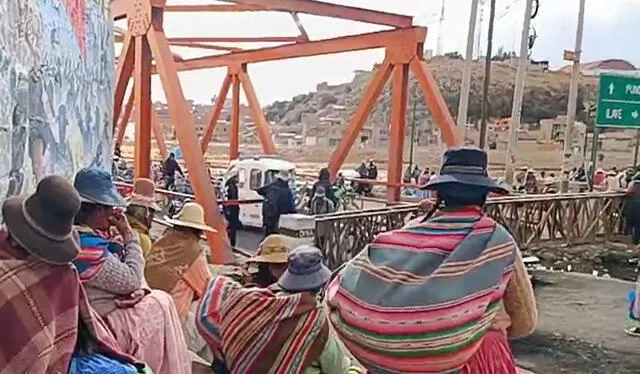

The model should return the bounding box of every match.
[115,0,640,106]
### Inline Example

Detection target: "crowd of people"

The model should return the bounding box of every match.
[1,146,543,373]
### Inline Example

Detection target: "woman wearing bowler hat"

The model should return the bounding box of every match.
[72,167,190,374]
[327,147,538,374]
[0,175,143,373]
[125,178,159,258]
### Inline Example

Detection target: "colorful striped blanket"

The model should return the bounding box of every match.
[74,226,124,281]
[196,275,329,374]
[326,207,517,374]
[0,229,137,374]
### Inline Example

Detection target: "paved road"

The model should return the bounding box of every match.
[235,229,263,253]
[513,270,640,373]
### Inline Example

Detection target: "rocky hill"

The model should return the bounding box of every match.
[264,57,600,128]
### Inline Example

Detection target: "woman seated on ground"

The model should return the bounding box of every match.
[196,245,360,374]
[146,201,214,361]
[327,147,538,374]
[125,178,158,258]
[72,167,190,374]
[242,234,297,287]
[0,175,145,373]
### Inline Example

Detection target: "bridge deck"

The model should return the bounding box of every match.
[514,270,640,374]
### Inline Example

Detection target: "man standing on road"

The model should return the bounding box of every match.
[224,170,241,247]
[163,152,184,190]
[258,170,296,237]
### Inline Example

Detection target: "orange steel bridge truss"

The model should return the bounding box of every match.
[110,0,459,263]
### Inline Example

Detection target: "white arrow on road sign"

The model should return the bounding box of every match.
[633,111,639,119]
[609,83,615,95]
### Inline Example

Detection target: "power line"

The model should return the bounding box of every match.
[496,0,521,20]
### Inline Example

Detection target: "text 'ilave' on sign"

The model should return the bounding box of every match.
[596,74,640,128]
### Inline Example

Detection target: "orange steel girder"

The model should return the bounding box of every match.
[111,0,459,226]
[115,85,168,160]
[230,74,241,160]
[200,73,233,153]
[387,63,409,202]
[114,1,233,264]
[198,65,277,158]
[134,35,153,179]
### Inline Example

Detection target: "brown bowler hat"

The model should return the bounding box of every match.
[127,178,160,210]
[2,175,82,264]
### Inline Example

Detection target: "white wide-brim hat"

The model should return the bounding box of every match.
[164,201,216,232]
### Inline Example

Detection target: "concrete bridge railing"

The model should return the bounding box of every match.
[314,192,628,269]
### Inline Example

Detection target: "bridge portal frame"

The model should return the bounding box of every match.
[110,0,459,263]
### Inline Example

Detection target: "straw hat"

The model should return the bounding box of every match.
[2,175,82,264]
[247,234,296,264]
[127,178,160,210]
[164,201,216,232]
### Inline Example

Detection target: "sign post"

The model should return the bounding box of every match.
[592,74,640,189]
[596,74,640,128]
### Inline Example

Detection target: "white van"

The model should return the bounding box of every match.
[223,155,297,228]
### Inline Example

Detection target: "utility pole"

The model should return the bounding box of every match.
[478,0,496,148]
[504,0,534,185]
[436,0,446,56]
[457,0,480,138]
[476,0,485,58]
[560,0,587,191]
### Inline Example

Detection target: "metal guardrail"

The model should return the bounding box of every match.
[314,192,628,269]
[114,181,263,207]
[151,217,253,258]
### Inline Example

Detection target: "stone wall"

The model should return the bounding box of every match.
[0,0,114,200]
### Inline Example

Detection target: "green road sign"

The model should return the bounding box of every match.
[596,74,640,128]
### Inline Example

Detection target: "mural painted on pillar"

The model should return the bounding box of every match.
[0,0,113,200]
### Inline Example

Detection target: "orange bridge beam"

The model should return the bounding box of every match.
[146,26,233,263]
[164,4,266,12]
[200,73,233,153]
[229,0,413,28]
[115,85,134,148]
[113,0,413,27]
[387,63,409,202]
[169,42,242,52]
[134,35,153,179]
[409,58,458,147]
[172,27,426,72]
[238,67,277,155]
[113,32,134,132]
[151,111,169,160]
[167,36,304,43]
[230,74,241,160]
[327,58,393,176]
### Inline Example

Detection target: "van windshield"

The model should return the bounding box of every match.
[265,169,296,187]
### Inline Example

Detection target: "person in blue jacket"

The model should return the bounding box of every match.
[258,170,296,237]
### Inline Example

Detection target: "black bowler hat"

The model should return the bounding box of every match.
[422,147,509,194]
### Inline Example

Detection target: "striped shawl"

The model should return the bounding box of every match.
[0,229,137,374]
[196,275,329,374]
[74,226,125,281]
[327,207,516,374]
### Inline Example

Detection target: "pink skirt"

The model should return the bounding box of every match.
[461,329,518,374]
[105,290,191,374]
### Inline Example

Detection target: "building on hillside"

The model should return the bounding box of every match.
[539,115,587,144]
[274,132,303,147]
[558,59,638,77]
